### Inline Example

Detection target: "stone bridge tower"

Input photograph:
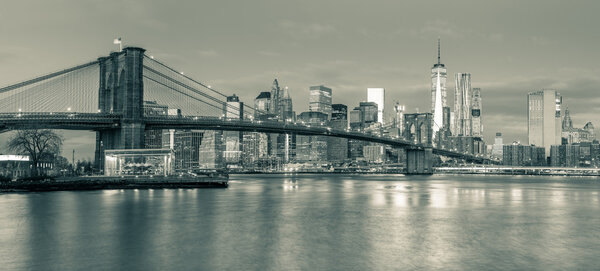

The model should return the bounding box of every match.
[403,113,433,174]
[94,47,146,170]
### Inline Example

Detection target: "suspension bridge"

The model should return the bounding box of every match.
[0,47,493,174]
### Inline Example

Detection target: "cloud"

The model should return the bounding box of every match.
[279,20,336,38]
[197,49,219,57]
[531,36,551,46]
[257,50,281,57]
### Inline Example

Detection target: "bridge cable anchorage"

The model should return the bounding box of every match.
[142,65,252,117]
[142,54,266,118]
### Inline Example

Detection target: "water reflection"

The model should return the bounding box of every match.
[0,175,599,270]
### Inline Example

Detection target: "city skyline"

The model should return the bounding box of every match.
[0,0,599,159]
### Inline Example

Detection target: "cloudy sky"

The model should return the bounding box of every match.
[1,0,599,159]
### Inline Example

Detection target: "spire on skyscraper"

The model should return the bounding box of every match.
[437,37,441,65]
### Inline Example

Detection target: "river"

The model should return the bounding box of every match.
[0,174,599,270]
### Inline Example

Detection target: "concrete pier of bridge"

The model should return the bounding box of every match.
[405,148,433,174]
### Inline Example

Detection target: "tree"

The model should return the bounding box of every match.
[7,129,63,176]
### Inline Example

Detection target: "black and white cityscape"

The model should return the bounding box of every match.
[1,1,599,270]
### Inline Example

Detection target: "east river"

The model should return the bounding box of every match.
[1,174,599,270]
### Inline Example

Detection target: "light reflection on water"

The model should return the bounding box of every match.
[0,174,599,270]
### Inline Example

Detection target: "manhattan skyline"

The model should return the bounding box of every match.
[0,0,599,159]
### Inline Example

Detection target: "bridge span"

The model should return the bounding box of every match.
[0,112,492,165]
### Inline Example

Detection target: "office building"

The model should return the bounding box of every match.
[254,91,271,117]
[471,88,482,137]
[492,132,503,159]
[454,73,472,136]
[198,130,223,169]
[173,130,203,170]
[223,95,243,167]
[328,104,348,162]
[527,90,562,157]
[503,143,546,166]
[309,85,332,118]
[550,144,580,167]
[367,87,385,124]
[143,101,168,148]
[296,111,328,162]
[393,102,405,136]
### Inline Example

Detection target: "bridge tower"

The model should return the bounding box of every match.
[403,113,433,174]
[94,47,146,170]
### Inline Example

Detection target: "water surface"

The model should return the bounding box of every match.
[1,174,599,270]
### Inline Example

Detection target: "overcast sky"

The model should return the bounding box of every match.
[1,0,599,160]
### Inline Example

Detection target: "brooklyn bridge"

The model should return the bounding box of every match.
[0,47,493,174]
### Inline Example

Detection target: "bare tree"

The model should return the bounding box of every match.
[7,129,63,176]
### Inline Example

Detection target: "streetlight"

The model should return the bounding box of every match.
[67,107,72,111]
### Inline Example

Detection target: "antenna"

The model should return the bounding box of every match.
[437,38,441,65]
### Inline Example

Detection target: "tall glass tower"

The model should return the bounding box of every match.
[454,73,472,136]
[367,87,385,124]
[431,39,447,139]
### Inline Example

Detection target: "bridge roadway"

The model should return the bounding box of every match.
[0,112,491,163]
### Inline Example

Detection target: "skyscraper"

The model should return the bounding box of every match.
[270,79,282,117]
[431,39,447,138]
[393,102,405,136]
[328,104,348,162]
[281,86,294,121]
[223,95,243,167]
[367,87,385,124]
[454,73,472,136]
[527,89,562,157]
[471,88,483,137]
[492,132,503,159]
[309,85,332,118]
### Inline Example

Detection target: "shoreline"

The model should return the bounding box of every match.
[0,176,228,192]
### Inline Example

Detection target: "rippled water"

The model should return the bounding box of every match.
[1,174,599,270]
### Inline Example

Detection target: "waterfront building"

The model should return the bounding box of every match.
[161,108,182,150]
[173,130,203,170]
[0,155,31,178]
[528,89,562,157]
[503,143,546,166]
[550,144,580,167]
[328,104,348,162]
[491,132,503,159]
[454,73,472,136]
[296,111,328,162]
[363,145,384,163]
[309,85,332,118]
[242,132,260,169]
[561,108,596,144]
[198,130,223,169]
[223,95,243,167]
[448,136,486,156]
[104,149,174,177]
[431,39,447,139]
[367,88,385,124]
